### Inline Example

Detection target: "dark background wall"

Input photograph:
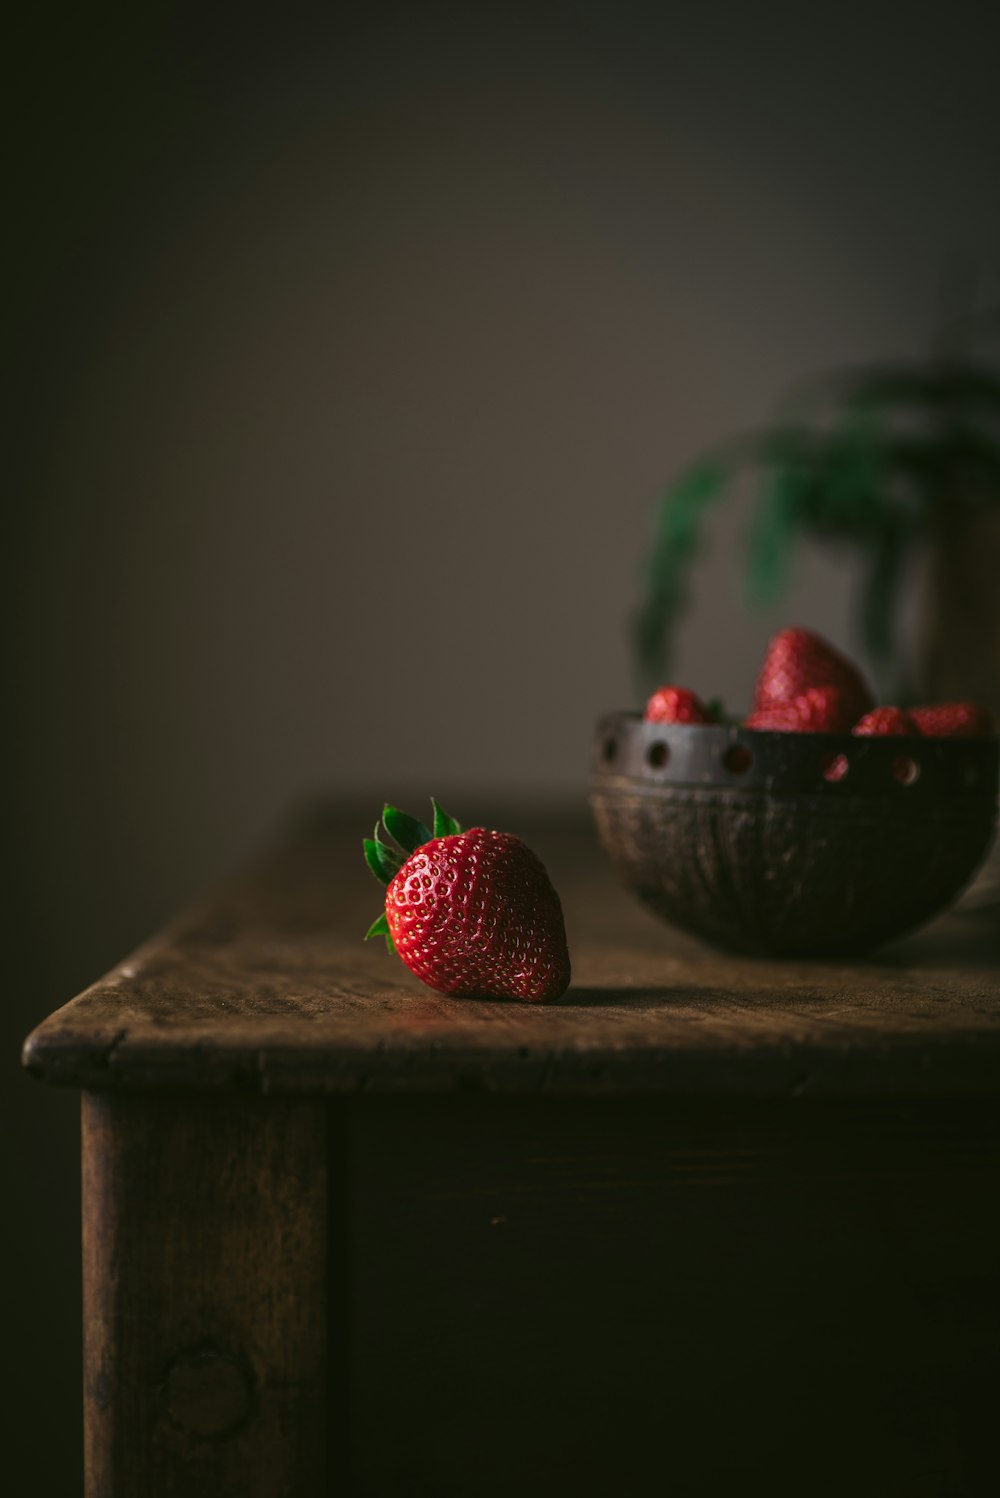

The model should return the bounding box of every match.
[8,3,1000,1489]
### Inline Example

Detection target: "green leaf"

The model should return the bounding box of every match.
[859,523,909,682]
[746,462,803,604]
[431,798,462,838]
[363,829,403,885]
[819,412,884,533]
[632,460,730,690]
[782,361,1000,420]
[382,804,432,853]
[364,911,396,955]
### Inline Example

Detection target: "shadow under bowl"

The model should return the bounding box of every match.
[590,714,999,959]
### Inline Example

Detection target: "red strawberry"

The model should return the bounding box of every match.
[909,702,996,738]
[852,707,918,736]
[744,684,856,733]
[363,800,570,1002]
[752,627,875,722]
[744,702,804,731]
[644,685,714,724]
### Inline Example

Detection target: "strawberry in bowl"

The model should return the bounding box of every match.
[644,686,718,725]
[909,703,996,738]
[592,629,998,957]
[750,627,875,725]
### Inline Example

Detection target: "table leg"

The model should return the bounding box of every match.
[82,1091,329,1497]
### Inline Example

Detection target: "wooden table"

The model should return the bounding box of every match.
[23,806,1000,1497]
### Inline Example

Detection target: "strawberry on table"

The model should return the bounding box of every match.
[752,627,875,723]
[644,685,715,724]
[909,702,996,738]
[363,800,571,1003]
[744,684,856,733]
[852,707,918,736]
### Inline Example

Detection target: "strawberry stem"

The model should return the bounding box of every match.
[364,912,396,954]
[382,804,432,853]
[363,822,404,885]
[432,798,462,838]
[362,799,464,949]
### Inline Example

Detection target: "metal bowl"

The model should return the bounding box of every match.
[590,713,999,958]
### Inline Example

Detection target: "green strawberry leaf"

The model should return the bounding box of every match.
[431,798,462,838]
[363,826,403,885]
[364,911,396,954]
[382,804,432,853]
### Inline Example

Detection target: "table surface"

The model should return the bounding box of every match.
[23,804,1000,1098]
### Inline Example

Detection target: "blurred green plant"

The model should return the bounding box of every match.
[634,310,1000,698]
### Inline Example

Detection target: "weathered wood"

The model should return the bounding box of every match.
[349,1093,1000,1496]
[82,1091,330,1497]
[22,809,1000,1098]
[23,804,1000,1496]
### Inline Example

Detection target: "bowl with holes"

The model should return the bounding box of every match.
[590,713,999,957]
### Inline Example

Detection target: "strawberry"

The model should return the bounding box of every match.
[909,702,996,738]
[752,627,875,723]
[852,707,918,736]
[744,684,856,733]
[644,685,715,724]
[363,800,570,1002]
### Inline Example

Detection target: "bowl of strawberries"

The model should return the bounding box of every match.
[591,628,999,957]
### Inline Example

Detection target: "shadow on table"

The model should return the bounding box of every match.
[875,912,1000,968]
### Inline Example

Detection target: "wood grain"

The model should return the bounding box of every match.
[23,806,1000,1098]
[82,1091,330,1497]
[348,1093,1000,1497]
